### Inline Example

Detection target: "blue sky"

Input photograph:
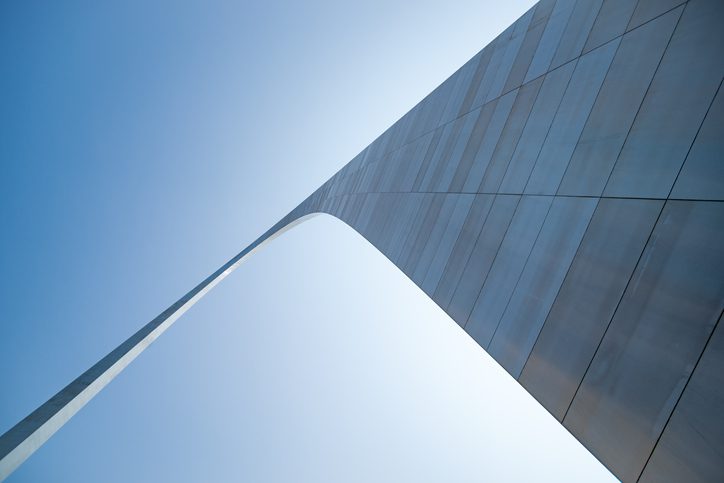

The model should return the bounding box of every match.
[0,1,614,481]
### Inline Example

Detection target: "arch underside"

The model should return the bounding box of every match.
[286,1,724,480]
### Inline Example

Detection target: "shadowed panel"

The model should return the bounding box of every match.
[564,201,724,482]
[519,198,662,419]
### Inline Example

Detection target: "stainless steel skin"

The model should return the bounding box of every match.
[2,1,722,481]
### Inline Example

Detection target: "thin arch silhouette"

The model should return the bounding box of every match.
[0,211,320,480]
[0,209,408,479]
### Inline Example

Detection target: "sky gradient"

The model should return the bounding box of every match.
[1,1,614,481]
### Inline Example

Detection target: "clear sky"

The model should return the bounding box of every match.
[0,1,615,481]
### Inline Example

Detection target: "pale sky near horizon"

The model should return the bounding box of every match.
[0,1,616,481]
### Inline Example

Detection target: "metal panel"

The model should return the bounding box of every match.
[524,0,577,83]
[499,61,576,193]
[411,127,445,191]
[445,195,520,326]
[627,0,685,30]
[384,140,416,192]
[604,0,724,199]
[520,198,663,420]
[558,6,682,196]
[639,314,724,483]
[398,132,435,192]
[419,122,456,191]
[550,0,604,69]
[386,194,427,264]
[479,77,544,193]
[471,33,511,110]
[485,7,535,102]
[671,81,724,201]
[487,196,598,377]
[462,89,518,192]
[424,74,458,133]
[433,195,495,307]
[353,193,380,235]
[457,45,496,117]
[379,194,410,251]
[440,54,483,126]
[564,200,724,483]
[392,194,434,267]
[525,38,619,195]
[378,149,403,192]
[530,0,558,30]
[434,109,481,192]
[410,195,460,284]
[364,193,397,249]
[398,194,443,274]
[449,103,497,191]
[503,0,556,93]
[421,195,475,295]
[583,0,638,53]
[464,196,552,347]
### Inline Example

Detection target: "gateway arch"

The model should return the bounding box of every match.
[2,0,723,481]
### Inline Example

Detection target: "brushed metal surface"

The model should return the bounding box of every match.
[4,1,722,480]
